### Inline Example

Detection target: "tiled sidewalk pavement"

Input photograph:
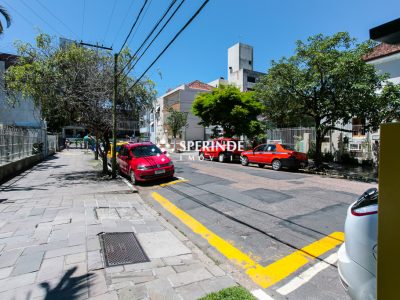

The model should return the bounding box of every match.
[0,150,237,300]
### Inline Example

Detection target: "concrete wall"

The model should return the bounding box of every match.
[228,43,254,89]
[228,43,253,73]
[0,61,43,128]
[207,78,228,88]
[0,153,43,184]
[177,89,205,141]
[369,52,400,85]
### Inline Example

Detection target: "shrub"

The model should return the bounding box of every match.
[361,159,373,167]
[323,152,334,162]
[307,142,316,160]
[340,152,359,166]
[199,286,256,300]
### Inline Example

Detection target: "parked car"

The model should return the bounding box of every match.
[240,143,308,171]
[117,142,174,184]
[199,138,244,162]
[338,188,378,300]
[107,141,128,167]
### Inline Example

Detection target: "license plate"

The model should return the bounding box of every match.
[155,169,165,175]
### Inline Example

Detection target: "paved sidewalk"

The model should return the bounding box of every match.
[0,150,237,300]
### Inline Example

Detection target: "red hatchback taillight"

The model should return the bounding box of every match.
[351,188,378,216]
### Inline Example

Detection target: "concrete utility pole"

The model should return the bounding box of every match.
[112,53,118,179]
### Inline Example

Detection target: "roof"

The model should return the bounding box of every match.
[187,80,214,91]
[215,137,240,141]
[363,43,400,61]
[126,142,154,148]
[0,53,19,69]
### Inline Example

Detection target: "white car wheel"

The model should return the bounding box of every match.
[218,153,225,163]
[241,156,249,166]
[272,159,281,171]
[199,152,205,160]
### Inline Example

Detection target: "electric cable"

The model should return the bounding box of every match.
[124,0,210,95]
[118,0,177,76]
[120,0,185,81]
[118,0,149,54]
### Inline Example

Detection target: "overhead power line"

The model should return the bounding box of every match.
[4,1,36,29]
[35,0,79,39]
[118,0,149,54]
[81,0,86,38]
[119,0,177,76]
[111,0,136,46]
[120,0,186,81]
[20,0,63,36]
[124,0,210,95]
[122,0,153,53]
[103,0,118,42]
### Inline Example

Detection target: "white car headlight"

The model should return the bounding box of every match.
[167,161,174,166]
[137,165,148,170]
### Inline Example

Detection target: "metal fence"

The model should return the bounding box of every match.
[0,127,45,166]
[267,127,316,152]
[47,134,57,153]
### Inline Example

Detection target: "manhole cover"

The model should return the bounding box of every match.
[99,232,149,267]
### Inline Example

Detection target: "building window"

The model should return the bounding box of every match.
[249,60,252,65]
[247,76,256,83]
[352,118,366,137]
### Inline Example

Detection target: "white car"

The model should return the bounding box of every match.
[338,188,378,300]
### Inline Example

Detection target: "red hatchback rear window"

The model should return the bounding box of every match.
[131,145,162,158]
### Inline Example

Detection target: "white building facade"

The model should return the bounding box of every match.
[227,43,265,91]
[0,54,43,129]
[139,43,265,145]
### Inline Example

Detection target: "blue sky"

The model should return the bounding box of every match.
[1,0,400,95]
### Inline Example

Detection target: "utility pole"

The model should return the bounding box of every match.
[112,53,118,178]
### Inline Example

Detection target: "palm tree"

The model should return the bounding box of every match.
[0,5,11,35]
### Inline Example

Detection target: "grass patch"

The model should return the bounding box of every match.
[198,286,256,300]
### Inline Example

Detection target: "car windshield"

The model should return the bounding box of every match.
[131,145,162,158]
[281,144,295,151]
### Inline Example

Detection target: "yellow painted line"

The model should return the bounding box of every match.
[151,192,344,289]
[159,179,188,187]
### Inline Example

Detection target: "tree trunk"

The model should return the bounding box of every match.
[173,137,176,153]
[103,132,110,175]
[95,139,99,160]
[102,151,108,174]
[315,129,323,166]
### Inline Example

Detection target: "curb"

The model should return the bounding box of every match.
[302,169,378,184]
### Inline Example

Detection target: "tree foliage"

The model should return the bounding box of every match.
[5,33,156,172]
[254,32,396,163]
[165,107,188,139]
[192,85,264,138]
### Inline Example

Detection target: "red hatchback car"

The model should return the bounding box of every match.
[241,143,308,171]
[117,142,174,184]
[199,138,244,162]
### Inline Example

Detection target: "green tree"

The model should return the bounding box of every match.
[5,33,156,173]
[255,32,391,164]
[379,82,400,122]
[192,85,264,138]
[0,5,11,35]
[165,107,188,152]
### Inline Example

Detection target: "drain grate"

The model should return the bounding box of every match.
[99,232,149,267]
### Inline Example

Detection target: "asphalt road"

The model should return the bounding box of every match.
[138,153,377,300]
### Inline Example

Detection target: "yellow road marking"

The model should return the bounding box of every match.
[159,179,188,187]
[151,192,344,289]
